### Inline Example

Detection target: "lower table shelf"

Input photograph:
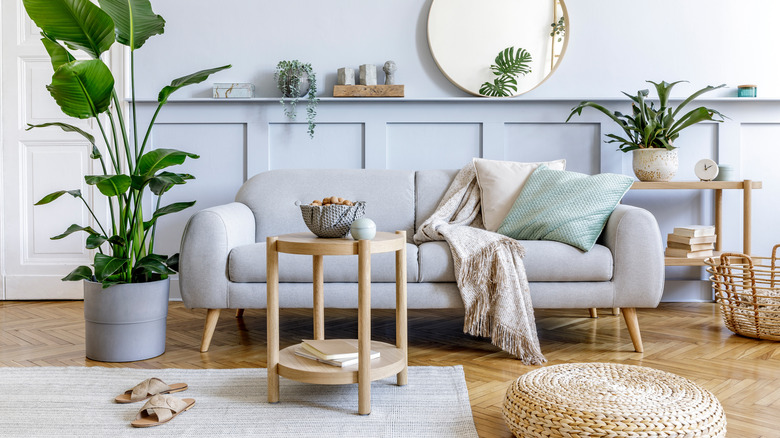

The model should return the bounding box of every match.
[665,251,722,267]
[277,340,406,385]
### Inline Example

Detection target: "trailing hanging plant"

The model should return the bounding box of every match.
[479,46,532,97]
[275,60,318,138]
[566,80,726,152]
[550,16,566,42]
[23,0,231,287]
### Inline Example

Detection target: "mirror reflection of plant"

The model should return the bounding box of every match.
[566,80,726,152]
[479,47,532,97]
[23,0,230,286]
[550,16,566,42]
[275,60,318,138]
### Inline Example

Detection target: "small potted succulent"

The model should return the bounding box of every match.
[566,80,726,181]
[275,60,318,138]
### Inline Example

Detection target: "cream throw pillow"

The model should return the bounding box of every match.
[473,157,566,231]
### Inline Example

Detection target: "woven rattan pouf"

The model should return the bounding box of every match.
[502,362,727,437]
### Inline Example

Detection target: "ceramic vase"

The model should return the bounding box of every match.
[632,148,678,182]
[83,278,170,362]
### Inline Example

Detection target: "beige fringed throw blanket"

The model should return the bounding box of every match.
[414,163,546,364]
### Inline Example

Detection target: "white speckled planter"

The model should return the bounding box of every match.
[632,148,678,182]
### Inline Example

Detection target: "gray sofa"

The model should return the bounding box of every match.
[180,169,665,353]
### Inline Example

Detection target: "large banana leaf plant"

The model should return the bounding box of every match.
[566,80,726,152]
[23,0,230,287]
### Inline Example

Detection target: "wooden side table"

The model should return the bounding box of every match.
[630,180,763,266]
[266,230,408,415]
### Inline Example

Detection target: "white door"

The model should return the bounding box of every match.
[1,0,124,299]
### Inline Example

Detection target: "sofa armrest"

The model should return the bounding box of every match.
[179,202,256,309]
[602,204,665,308]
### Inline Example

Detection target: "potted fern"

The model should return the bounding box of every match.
[566,80,725,181]
[23,0,230,362]
[275,60,318,138]
[479,46,532,97]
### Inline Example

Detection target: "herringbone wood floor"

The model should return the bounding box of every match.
[1,301,778,437]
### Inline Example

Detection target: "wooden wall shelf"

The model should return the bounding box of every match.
[630,180,762,266]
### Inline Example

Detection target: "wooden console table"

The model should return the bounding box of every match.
[630,180,763,266]
[266,231,408,415]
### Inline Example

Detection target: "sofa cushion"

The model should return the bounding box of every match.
[497,166,633,252]
[418,240,613,282]
[473,157,566,232]
[228,242,419,283]
[236,169,415,243]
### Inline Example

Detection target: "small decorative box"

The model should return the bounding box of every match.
[212,83,255,98]
[737,85,757,98]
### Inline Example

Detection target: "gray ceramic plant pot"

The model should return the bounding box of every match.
[83,278,170,362]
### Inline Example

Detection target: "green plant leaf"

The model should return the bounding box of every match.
[98,0,165,50]
[648,80,685,110]
[133,254,174,275]
[491,46,532,77]
[158,65,232,104]
[148,171,193,195]
[671,84,726,118]
[94,253,128,281]
[84,174,132,196]
[668,107,723,136]
[23,0,115,59]
[62,265,93,281]
[479,76,516,97]
[52,224,99,240]
[47,59,114,119]
[151,201,196,221]
[40,36,76,71]
[85,234,107,249]
[35,189,82,205]
[137,149,199,176]
[26,122,95,146]
[166,253,179,272]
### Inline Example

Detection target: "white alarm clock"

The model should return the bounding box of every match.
[694,159,719,181]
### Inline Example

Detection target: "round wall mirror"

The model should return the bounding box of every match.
[427,0,569,97]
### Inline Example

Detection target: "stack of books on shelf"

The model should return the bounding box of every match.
[665,225,716,258]
[294,339,380,367]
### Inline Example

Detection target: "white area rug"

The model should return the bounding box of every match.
[0,365,478,437]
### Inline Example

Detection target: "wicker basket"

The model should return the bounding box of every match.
[298,201,366,238]
[705,244,780,340]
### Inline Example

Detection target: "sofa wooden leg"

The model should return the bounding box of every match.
[201,309,221,353]
[612,307,621,316]
[588,308,598,318]
[622,308,643,353]
[235,309,244,318]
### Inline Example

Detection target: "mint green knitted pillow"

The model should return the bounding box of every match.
[497,165,634,251]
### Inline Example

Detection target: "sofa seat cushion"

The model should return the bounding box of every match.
[228,242,419,283]
[418,240,613,283]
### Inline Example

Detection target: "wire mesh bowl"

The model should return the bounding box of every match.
[705,244,780,340]
[298,201,366,238]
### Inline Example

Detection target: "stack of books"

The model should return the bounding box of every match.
[665,225,716,258]
[294,339,380,367]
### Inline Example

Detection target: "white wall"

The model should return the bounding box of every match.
[134,0,780,99]
[4,0,780,301]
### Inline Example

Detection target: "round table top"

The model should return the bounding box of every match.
[272,231,406,256]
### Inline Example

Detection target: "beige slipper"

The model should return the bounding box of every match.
[114,377,188,403]
[130,394,195,428]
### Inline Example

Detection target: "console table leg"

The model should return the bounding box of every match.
[744,180,752,255]
[395,230,408,386]
[358,239,372,415]
[267,236,280,403]
[715,189,723,253]
[313,255,324,340]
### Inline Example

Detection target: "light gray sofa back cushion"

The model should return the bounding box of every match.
[236,169,415,242]
[415,169,458,230]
